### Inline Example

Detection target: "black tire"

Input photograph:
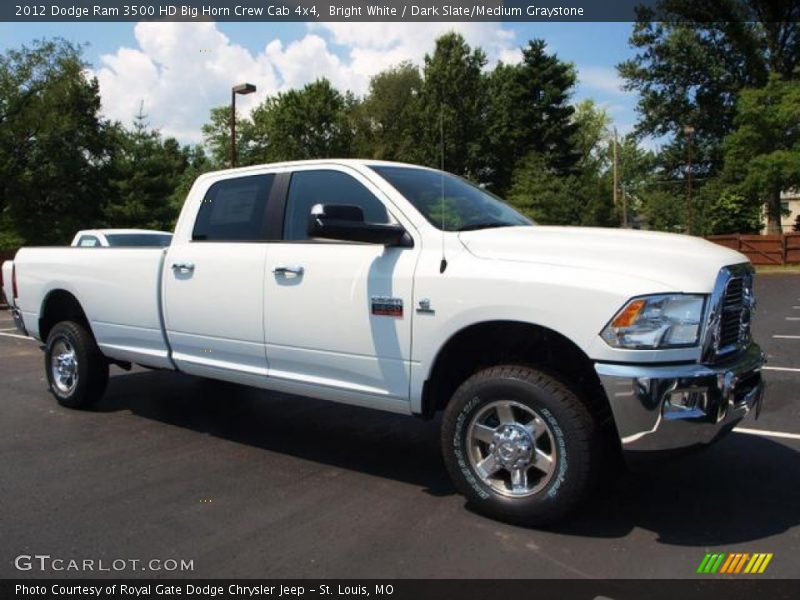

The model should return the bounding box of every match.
[441,365,599,526]
[45,320,109,409]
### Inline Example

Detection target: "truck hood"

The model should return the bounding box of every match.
[458,226,748,292]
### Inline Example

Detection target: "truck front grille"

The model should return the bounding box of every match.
[709,269,754,360]
[719,277,745,350]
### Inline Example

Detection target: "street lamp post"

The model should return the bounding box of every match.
[683,125,695,235]
[230,83,257,168]
[612,127,628,228]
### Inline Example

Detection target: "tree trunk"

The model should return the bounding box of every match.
[765,190,783,235]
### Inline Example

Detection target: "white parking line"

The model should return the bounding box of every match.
[0,332,33,341]
[763,366,800,373]
[786,317,800,321]
[735,427,800,441]
[773,335,800,339]
[0,328,18,332]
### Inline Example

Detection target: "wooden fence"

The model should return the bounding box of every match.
[706,233,800,265]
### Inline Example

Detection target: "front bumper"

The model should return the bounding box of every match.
[595,343,765,458]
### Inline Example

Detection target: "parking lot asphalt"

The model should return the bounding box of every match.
[1,274,798,580]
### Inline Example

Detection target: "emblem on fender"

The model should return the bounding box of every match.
[371,296,403,317]
[416,298,435,314]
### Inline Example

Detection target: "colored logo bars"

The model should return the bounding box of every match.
[697,552,773,574]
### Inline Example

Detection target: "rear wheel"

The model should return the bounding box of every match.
[441,365,599,526]
[45,321,109,409]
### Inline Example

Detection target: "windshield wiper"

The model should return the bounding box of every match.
[455,222,513,232]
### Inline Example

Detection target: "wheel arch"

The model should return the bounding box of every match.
[39,289,93,343]
[420,320,614,432]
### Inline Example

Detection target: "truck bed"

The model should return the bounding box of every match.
[12,247,173,369]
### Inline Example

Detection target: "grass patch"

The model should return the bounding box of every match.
[755,264,800,274]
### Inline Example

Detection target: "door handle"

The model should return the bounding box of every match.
[273,265,304,277]
[171,261,195,273]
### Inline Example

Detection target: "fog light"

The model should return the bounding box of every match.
[663,389,708,420]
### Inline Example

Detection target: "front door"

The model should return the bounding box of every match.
[263,167,418,406]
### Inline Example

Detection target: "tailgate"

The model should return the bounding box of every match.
[1,260,14,306]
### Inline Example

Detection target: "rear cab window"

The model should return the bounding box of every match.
[193,174,275,242]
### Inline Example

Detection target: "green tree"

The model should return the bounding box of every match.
[506,153,583,225]
[0,39,113,246]
[419,33,487,178]
[485,40,580,194]
[613,134,662,227]
[572,100,691,232]
[105,106,193,231]
[721,75,800,233]
[705,188,762,234]
[505,102,660,229]
[640,188,687,232]
[572,100,612,175]
[355,62,423,161]
[201,105,254,168]
[248,79,355,163]
[569,101,616,226]
[167,145,212,223]
[618,1,800,178]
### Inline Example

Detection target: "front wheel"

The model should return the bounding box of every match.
[45,321,109,409]
[441,365,599,526]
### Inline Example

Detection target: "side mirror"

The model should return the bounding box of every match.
[308,204,412,247]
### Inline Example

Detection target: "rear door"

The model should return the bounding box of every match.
[163,173,275,381]
[262,167,418,405]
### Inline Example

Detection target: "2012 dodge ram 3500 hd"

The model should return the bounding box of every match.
[2,160,765,524]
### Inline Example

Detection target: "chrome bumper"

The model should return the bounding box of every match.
[595,343,765,457]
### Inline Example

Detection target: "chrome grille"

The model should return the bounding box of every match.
[718,278,745,350]
[703,265,755,362]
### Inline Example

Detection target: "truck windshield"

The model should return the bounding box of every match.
[105,234,172,247]
[369,165,532,231]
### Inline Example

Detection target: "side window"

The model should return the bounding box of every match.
[283,170,390,241]
[192,174,274,241]
[78,236,100,247]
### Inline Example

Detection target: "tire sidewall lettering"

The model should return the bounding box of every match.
[453,395,491,499]
[540,407,569,498]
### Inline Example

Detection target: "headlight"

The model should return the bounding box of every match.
[600,294,706,349]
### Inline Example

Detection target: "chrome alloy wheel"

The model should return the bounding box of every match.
[51,339,78,395]
[466,400,557,497]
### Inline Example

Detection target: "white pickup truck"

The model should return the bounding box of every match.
[2,159,765,524]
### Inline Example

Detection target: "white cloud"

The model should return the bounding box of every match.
[92,22,279,142]
[91,21,520,143]
[265,35,347,91]
[497,46,524,65]
[578,65,624,95]
[314,21,519,68]
[310,21,522,94]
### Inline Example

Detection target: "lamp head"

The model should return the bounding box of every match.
[232,83,257,95]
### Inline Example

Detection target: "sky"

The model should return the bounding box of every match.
[0,21,640,146]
